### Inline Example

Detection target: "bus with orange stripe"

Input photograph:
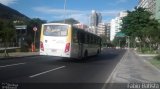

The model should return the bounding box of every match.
[40,23,101,59]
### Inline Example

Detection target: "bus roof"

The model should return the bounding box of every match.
[42,23,71,26]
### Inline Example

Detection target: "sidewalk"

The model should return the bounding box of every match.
[104,49,160,89]
[0,52,39,59]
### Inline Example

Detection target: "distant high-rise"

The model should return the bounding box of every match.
[97,13,102,24]
[106,23,111,42]
[89,10,102,35]
[97,23,106,36]
[138,0,156,16]
[90,10,98,27]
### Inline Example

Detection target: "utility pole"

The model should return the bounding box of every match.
[33,27,37,52]
[64,0,67,23]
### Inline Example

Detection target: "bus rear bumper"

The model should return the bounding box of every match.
[40,51,71,58]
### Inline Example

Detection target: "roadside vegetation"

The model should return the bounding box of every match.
[119,7,160,68]
[0,18,46,55]
[150,54,160,69]
[119,7,160,53]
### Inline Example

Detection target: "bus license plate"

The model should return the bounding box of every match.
[51,49,57,52]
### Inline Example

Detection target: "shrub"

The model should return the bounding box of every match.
[139,47,155,54]
[154,54,160,61]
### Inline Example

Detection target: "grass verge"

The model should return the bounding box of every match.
[150,55,160,69]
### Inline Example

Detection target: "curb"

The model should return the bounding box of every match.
[134,50,160,72]
[0,55,40,60]
[142,57,160,73]
[134,50,160,77]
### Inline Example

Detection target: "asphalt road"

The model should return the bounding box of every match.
[0,48,126,89]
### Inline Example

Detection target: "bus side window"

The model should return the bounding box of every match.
[97,38,99,44]
[99,38,101,45]
[77,30,83,43]
[95,37,97,44]
[92,35,94,44]
[88,35,91,44]
[93,36,96,44]
[87,34,89,44]
[73,28,78,43]
[80,31,85,43]
[85,34,89,44]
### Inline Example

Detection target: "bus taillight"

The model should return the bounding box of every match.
[65,43,70,53]
[40,41,44,51]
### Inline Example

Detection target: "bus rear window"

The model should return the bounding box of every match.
[43,25,68,36]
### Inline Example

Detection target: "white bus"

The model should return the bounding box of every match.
[40,23,101,59]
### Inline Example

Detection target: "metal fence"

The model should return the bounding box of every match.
[0,42,19,48]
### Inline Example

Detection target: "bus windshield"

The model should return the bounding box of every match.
[43,25,68,36]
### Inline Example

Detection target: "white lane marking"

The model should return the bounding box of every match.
[29,66,66,78]
[0,62,26,68]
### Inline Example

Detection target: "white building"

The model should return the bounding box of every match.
[110,11,128,41]
[110,19,116,41]
[89,10,102,35]
[138,0,149,9]
[137,0,156,16]
[88,26,98,35]
[97,23,106,36]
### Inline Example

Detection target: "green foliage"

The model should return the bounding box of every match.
[121,7,160,51]
[150,55,160,69]
[100,35,110,47]
[138,47,156,54]
[121,8,152,37]
[154,54,160,61]
[112,37,126,47]
[0,19,15,43]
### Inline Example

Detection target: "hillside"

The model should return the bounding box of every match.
[0,3,30,20]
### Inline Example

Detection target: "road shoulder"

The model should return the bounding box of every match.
[0,52,39,59]
[103,49,160,89]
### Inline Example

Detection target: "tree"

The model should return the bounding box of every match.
[121,7,160,51]
[0,19,15,56]
[113,32,126,48]
[100,35,108,47]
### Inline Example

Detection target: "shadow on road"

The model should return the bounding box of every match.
[57,53,120,64]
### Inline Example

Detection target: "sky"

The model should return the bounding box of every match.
[0,0,138,24]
